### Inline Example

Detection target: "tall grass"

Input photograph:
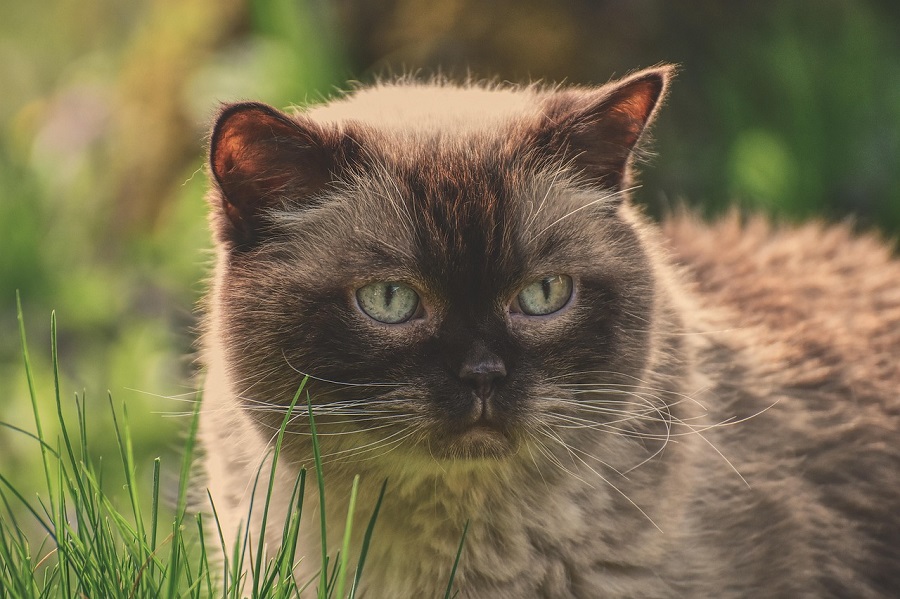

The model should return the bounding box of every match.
[0,297,464,597]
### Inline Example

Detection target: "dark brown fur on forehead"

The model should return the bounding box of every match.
[396,139,515,271]
[207,68,670,256]
[347,131,599,306]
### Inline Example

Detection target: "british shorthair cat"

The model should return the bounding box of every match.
[200,66,900,598]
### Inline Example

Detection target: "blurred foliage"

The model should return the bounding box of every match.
[0,0,344,491]
[335,0,900,228]
[1,0,898,500]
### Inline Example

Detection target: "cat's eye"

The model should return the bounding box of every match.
[514,275,573,316]
[356,282,420,324]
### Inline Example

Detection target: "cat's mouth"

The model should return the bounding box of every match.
[432,422,516,460]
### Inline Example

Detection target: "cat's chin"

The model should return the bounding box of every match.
[432,425,516,461]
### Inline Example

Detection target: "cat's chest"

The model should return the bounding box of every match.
[297,475,672,599]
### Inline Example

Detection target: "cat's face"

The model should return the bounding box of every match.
[207,69,670,464]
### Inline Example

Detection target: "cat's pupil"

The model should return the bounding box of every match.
[541,278,552,301]
[383,284,397,307]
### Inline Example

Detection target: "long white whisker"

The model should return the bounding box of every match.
[281,349,408,388]
[531,185,639,240]
[535,425,662,533]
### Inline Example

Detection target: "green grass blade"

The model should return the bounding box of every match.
[0,520,35,599]
[0,488,28,549]
[259,465,307,598]
[49,313,75,474]
[278,468,310,598]
[177,397,202,519]
[108,394,149,593]
[324,557,340,599]
[348,478,387,599]
[206,490,232,592]
[166,519,182,598]
[16,292,55,520]
[282,467,306,567]
[241,453,268,591]
[150,456,161,552]
[443,520,469,599]
[75,390,87,467]
[167,397,202,599]
[0,422,60,459]
[196,512,214,598]
[283,468,307,596]
[229,522,246,598]
[334,474,359,599]
[253,382,305,597]
[149,456,161,580]
[50,315,98,598]
[307,394,329,599]
[5,306,399,598]
[0,472,54,537]
[55,453,71,599]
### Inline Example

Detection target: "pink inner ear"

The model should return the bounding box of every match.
[212,107,294,193]
[211,102,336,209]
[215,127,240,175]
[209,102,336,246]
[213,112,247,179]
[602,75,667,147]
[614,80,662,132]
[533,69,669,189]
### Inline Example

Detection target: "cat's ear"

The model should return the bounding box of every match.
[209,102,341,248]
[534,66,672,192]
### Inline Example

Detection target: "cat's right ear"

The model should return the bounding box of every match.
[209,102,339,249]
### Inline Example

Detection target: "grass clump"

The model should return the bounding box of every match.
[0,296,455,598]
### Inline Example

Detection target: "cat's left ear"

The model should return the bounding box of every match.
[534,65,673,191]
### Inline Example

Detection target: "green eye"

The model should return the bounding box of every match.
[356,282,420,324]
[516,275,573,316]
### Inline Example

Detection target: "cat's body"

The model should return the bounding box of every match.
[200,68,900,598]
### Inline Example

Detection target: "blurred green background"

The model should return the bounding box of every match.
[1,0,898,499]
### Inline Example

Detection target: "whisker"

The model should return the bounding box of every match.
[534,425,662,532]
[319,426,418,459]
[541,424,626,478]
[526,431,592,487]
[323,427,422,465]
[531,185,639,240]
[281,349,409,388]
[523,168,564,232]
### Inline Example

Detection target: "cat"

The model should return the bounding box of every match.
[199,65,900,598]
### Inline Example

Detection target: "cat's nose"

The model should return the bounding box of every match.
[458,345,507,400]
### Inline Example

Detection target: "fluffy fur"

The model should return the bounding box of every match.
[199,67,900,598]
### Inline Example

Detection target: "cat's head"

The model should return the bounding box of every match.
[206,67,673,465]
